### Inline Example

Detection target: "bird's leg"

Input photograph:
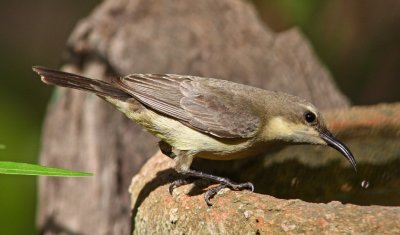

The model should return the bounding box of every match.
[180,169,254,206]
[174,150,254,206]
[160,144,254,205]
[159,142,195,192]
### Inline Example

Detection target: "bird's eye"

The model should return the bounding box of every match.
[304,111,316,124]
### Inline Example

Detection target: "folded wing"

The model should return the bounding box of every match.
[113,74,260,138]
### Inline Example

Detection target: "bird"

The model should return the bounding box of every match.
[32,66,357,206]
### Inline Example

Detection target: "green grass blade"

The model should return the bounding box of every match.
[0,161,93,177]
[0,145,5,150]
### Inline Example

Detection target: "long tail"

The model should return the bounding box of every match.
[32,66,131,99]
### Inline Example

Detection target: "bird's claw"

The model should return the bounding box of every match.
[230,182,254,192]
[204,185,228,206]
[204,181,255,206]
[169,178,193,194]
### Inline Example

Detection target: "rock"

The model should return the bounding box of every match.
[130,103,400,234]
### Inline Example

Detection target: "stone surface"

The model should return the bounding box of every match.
[130,103,400,234]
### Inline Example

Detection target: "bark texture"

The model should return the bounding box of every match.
[130,103,400,234]
[38,0,350,234]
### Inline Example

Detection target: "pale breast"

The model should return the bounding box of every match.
[106,97,259,160]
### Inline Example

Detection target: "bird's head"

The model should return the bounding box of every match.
[263,93,357,171]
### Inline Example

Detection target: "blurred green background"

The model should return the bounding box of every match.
[0,0,398,234]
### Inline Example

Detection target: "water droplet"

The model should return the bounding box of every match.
[361,180,370,188]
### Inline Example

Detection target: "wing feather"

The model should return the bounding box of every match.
[113,74,261,138]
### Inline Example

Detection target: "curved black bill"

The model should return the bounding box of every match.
[320,131,357,172]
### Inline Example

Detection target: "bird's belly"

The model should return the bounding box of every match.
[148,114,257,160]
[109,98,259,160]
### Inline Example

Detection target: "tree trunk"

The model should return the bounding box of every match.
[37,0,350,234]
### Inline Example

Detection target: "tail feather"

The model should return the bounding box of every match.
[32,66,131,99]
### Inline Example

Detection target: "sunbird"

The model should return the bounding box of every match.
[33,66,356,205]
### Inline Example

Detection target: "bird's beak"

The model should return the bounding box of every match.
[320,131,357,172]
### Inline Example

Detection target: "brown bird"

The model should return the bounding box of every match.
[32,66,357,205]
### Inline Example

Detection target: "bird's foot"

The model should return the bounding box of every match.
[204,181,254,206]
[168,177,195,194]
[172,169,254,206]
